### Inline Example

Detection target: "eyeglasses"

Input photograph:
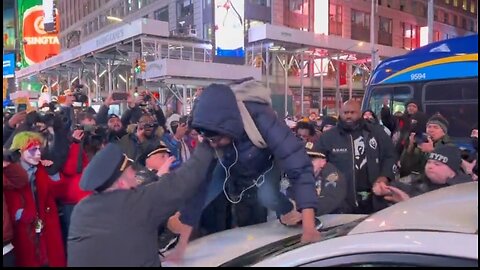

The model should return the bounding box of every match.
[204,135,223,144]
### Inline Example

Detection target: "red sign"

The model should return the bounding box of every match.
[22,6,60,66]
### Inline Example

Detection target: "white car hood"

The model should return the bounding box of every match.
[163,214,365,267]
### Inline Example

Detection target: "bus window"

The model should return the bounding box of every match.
[424,103,477,138]
[424,79,478,101]
[368,85,413,116]
[423,79,478,138]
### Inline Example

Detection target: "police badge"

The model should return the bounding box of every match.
[325,172,339,188]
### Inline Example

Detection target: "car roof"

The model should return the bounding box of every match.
[349,182,478,235]
[162,214,365,267]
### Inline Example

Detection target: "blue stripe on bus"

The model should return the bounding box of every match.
[380,62,478,84]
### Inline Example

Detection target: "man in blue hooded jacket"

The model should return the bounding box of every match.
[166,79,320,261]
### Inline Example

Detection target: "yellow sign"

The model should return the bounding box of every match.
[3,78,7,99]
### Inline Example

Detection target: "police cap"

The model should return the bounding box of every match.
[305,142,326,159]
[136,141,172,166]
[80,143,134,192]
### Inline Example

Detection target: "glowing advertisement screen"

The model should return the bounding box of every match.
[18,0,60,67]
[214,0,245,58]
[3,2,16,50]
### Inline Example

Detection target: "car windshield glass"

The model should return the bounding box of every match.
[220,216,369,267]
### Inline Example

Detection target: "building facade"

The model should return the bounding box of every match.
[52,0,478,115]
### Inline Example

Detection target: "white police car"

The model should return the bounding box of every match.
[164,182,478,267]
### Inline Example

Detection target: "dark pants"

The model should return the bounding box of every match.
[207,162,293,216]
[232,194,268,227]
[3,248,15,267]
[59,203,76,252]
[200,192,232,235]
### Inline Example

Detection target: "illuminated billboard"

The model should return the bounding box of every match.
[3,53,15,78]
[18,0,60,67]
[214,0,245,58]
[3,0,15,50]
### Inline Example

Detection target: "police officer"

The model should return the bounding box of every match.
[67,142,216,267]
[380,145,472,203]
[135,140,173,185]
[305,142,347,215]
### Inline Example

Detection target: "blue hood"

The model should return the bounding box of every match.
[191,84,244,139]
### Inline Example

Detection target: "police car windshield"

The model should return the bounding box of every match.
[220,216,369,267]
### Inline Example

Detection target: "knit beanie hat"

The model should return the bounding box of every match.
[406,100,420,108]
[320,116,338,131]
[428,145,461,172]
[427,114,449,134]
[10,131,44,152]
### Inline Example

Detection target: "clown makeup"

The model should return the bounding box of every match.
[22,146,42,166]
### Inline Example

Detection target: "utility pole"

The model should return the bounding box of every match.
[427,0,434,43]
[370,0,377,70]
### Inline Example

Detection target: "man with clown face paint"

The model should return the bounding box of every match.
[3,132,67,267]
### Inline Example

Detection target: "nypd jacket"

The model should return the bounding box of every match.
[316,121,397,212]
[314,163,348,216]
[391,171,472,198]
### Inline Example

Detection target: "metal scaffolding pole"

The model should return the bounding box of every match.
[107,59,113,94]
[182,85,188,115]
[348,63,353,100]
[370,0,377,70]
[320,58,324,115]
[265,49,270,90]
[277,53,295,117]
[335,59,340,115]
[56,74,60,96]
[94,63,99,101]
[47,77,51,96]
[300,52,305,116]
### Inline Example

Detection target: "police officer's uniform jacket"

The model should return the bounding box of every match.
[391,171,472,198]
[67,143,216,267]
[314,163,348,215]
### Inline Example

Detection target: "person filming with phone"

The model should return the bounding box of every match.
[399,113,455,177]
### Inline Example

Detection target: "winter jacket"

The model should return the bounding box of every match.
[316,120,397,213]
[3,163,29,244]
[189,82,317,211]
[58,142,93,204]
[391,171,472,198]
[399,135,454,177]
[118,132,158,161]
[4,163,66,267]
[67,142,216,267]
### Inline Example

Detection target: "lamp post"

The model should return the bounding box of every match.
[370,0,377,70]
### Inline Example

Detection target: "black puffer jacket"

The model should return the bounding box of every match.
[190,82,317,211]
[316,120,397,212]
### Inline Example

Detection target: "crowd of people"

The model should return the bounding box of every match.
[2,79,478,267]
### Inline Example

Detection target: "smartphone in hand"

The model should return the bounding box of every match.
[112,92,129,101]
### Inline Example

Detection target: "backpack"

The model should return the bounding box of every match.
[230,79,271,149]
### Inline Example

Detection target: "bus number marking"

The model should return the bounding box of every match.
[410,73,426,80]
